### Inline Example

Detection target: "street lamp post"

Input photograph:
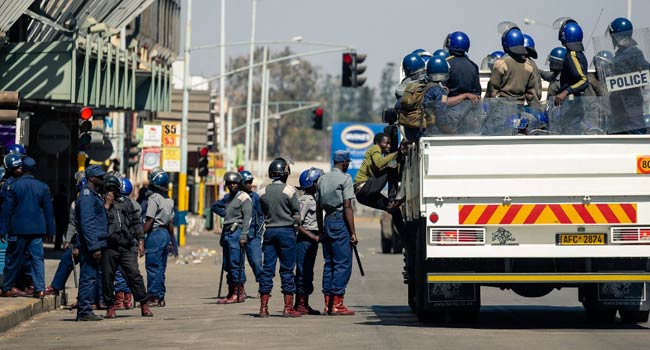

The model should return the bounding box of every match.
[179,0,192,247]
[219,0,226,155]
[244,0,257,171]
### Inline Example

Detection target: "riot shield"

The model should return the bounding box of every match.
[592,27,650,134]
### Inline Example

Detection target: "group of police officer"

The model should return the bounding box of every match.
[0,144,176,321]
[394,16,650,137]
[213,153,358,317]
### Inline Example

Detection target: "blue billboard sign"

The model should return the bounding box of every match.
[331,122,385,181]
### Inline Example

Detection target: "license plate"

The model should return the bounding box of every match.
[558,234,606,245]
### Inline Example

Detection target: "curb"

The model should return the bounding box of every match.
[0,294,60,333]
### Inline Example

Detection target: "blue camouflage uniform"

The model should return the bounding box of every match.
[557,50,589,134]
[76,179,108,318]
[442,54,481,134]
[610,45,650,134]
[1,174,55,294]
[246,191,263,281]
[317,157,355,298]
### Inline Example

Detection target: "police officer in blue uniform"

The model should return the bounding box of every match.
[0,156,54,298]
[211,172,251,304]
[607,17,650,134]
[143,169,174,307]
[258,158,303,318]
[441,31,481,134]
[75,165,108,321]
[317,151,357,316]
[554,19,590,134]
[240,170,263,282]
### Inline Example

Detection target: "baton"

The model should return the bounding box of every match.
[353,245,365,277]
[217,257,225,298]
[71,248,78,289]
[237,245,245,303]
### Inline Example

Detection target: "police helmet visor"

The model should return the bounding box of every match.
[497,21,519,35]
[508,45,528,55]
[552,17,575,31]
[526,46,538,59]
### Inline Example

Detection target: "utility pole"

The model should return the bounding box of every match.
[179,0,192,247]
[219,0,226,155]
[257,46,268,178]
[244,0,257,170]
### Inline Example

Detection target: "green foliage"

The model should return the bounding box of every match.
[223,47,380,162]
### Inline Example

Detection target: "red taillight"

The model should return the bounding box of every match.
[429,212,439,223]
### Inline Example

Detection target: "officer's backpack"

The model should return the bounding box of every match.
[398,81,436,130]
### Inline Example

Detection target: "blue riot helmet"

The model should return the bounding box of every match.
[559,20,584,51]
[120,178,133,196]
[593,50,615,76]
[480,50,505,71]
[608,17,636,48]
[413,48,432,63]
[402,53,425,77]
[298,167,324,190]
[239,170,254,184]
[6,144,25,156]
[547,47,566,72]
[444,31,470,53]
[3,153,22,170]
[432,49,449,59]
[501,26,527,55]
[148,166,164,183]
[426,56,450,82]
[523,34,538,59]
[150,169,169,190]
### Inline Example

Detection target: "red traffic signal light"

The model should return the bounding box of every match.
[343,53,353,65]
[199,146,209,157]
[312,108,323,130]
[80,107,93,121]
[314,108,323,117]
[341,52,366,88]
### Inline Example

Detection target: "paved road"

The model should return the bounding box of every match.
[0,218,649,350]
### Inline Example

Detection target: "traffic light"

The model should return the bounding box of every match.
[198,146,209,177]
[127,138,141,168]
[341,52,367,88]
[312,107,323,130]
[78,107,93,151]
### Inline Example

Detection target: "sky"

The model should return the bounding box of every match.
[180,0,650,90]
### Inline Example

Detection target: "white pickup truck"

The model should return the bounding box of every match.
[400,96,650,323]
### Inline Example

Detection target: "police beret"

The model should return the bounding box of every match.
[333,150,351,163]
[22,157,37,172]
[85,165,106,178]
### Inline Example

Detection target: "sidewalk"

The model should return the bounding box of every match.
[0,294,60,333]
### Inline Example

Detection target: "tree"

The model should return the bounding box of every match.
[377,62,397,112]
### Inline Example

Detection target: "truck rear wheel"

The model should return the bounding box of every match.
[619,310,650,323]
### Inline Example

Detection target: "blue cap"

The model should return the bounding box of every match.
[333,150,351,163]
[23,157,36,172]
[85,165,106,178]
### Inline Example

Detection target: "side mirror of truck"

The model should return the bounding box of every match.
[382,108,398,125]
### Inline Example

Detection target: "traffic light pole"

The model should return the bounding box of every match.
[179,0,192,247]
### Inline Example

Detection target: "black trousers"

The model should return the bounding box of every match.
[355,171,405,235]
[102,245,147,305]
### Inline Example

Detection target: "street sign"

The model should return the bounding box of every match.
[162,147,181,172]
[162,121,181,147]
[143,147,161,171]
[143,123,162,147]
[331,122,385,181]
[37,121,70,154]
[85,133,114,162]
